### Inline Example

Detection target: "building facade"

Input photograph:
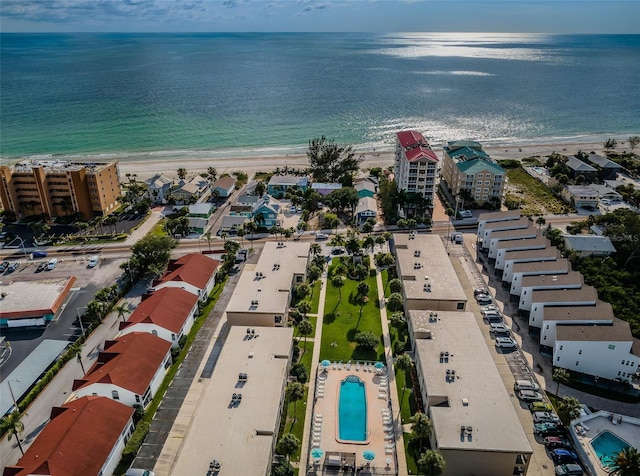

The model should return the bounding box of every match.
[0,160,120,221]
[394,130,439,208]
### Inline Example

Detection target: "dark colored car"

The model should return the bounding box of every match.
[474,288,489,297]
[0,261,9,272]
[535,422,566,436]
[36,262,47,272]
[554,464,584,476]
[551,449,579,464]
[544,437,573,450]
[32,250,48,258]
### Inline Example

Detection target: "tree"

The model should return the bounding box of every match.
[276,433,300,462]
[387,292,404,312]
[417,450,446,476]
[114,302,131,322]
[69,341,86,373]
[606,447,640,476]
[307,136,363,184]
[323,212,340,231]
[295,283,311,300]
[297,300,311,318]
[177,167,187,180]
[131,235,176,279]
[310,243,322,256]
[286,382,305,416]
[3,410,26,455]
[375,234,386,251]
[357,281,370,297]
[536,216,546,229]
[298,318,313,351]
[410,412,433,453]
[345,235,362,256]
[604,138,618,152]
[552,367,570,397]
[355,330,379,350]
[557,396,581,426]
[331,274,345,301]
[307,265,322,283]
[389,278,403,294]
[207,167,217,181]
[390,311,407,339]
[395,352,412,372]
[363,235,375,253]
[628,136,640,151]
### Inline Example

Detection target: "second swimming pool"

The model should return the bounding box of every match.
[591,430,631,466]
[338,375,368,443]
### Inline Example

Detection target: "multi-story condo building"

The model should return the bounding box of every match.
[441,140,506,206]
[394,130,439,209]
[0,160,121,221]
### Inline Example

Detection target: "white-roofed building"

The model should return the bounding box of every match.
[226,241,309,327]
[409,310,532,476]
[145,173,173,204]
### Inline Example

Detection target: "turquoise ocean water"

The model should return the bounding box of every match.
[1,32,639,164]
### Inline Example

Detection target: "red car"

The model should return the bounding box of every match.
[544,436,573,450]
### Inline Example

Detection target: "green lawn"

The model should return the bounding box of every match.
[499,162,569,215]
[319,261,384,362]
[309,279,323,314]
[380,268,391,299]
[403,433,419,475]
[394,366,417,424]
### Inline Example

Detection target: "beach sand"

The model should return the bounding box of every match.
[118,139,620,182]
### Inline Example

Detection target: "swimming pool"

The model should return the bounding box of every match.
[338,375,368,443]
[591,430,631,465]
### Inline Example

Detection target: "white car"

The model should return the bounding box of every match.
[495,337,518,349]
[490,323,511,334]
[481,304,500,313]
[88,256,100,268]
[476,294,493,304]
[459,210,473,218]
[315,233,328,241]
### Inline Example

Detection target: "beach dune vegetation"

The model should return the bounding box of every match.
[307,136,363,186]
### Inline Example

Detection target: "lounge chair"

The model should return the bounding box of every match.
[313,441,321,448]
[379,393,387,400]
[333,362,337,369]
[346,362,351,370]
[315,413,322,419]
[385,448,393,455]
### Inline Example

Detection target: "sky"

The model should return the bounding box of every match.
[1,0,639,34]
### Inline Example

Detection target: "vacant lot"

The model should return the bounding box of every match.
[500,161,569,215]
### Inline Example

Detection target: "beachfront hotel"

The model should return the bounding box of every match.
[440,140,507,207]
[393,130,439,210]
[0,159,121,221]
[225,241,310,327]
[409,310,533,476]
[392,233,467,312]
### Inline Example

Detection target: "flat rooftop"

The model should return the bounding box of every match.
[489,225,538,241]
[225,241,309,315]
[411,310,532,453]
[502,248,559,263]
[394,233,467,304]
[530,285,597,304]
[521,271,583,289]
[556,317,634,342]
[496,236,549,252]
[171,326,294,476]
[12,159,113,173]
[478,210,522,224]
[0,277,76,320]
[482,217,531,232]
[543,300,614,322]
[511,258,569,275]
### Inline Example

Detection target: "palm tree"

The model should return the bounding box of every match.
[113,303,131,322]
[69,341,86,373]
[331,275,345,301]
[357,281,370,298]
[3,410,26,455]
[207,167,217,182]
[177,167,187,180]
[286,382,305,417]
[417,450,446,476]
[310,243,322,256]
[375,234,386,251]
[553,367,570,397]
[255,181,267,198]
[557,397,581,426]
[298,318,313,352]
[536,216,546,229]
[606,447,640,476]
[204,230,213,251]
[410,412,433,453]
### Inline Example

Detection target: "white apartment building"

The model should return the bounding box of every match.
[394,130,439,207]
[528,286,598,329]
[480,217,532,249]
[477,210,522,240]
[519,272,584,311]
[494,236,550,269]
[509,258,569,296]
[500,249,560,282]
[539,300,614,350]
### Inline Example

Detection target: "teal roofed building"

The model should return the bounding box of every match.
[441,139,507,207]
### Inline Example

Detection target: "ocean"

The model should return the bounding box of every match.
[1,32,639,164]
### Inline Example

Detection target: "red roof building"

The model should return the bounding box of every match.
[119,287,199,346]
[396,130,439,163]
[394,130,440,210]
[72,332,172,407]
[4,396,134,476]
[153,253,220,301]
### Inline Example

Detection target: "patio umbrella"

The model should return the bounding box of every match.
[321,359,331,368]
[375,362,385,369]
[363,450,376,461]
[311,448,324,460]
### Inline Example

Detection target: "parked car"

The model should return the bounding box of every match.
[36,262,47,272]
[554,464,584,476]
[530,402,554,412]
[46,258,59,270]
[495,337,517,349]
[459,210,473,218]
[0,261,9,272]
[481,304,499,313]
[534,422,566,436]
[474,288,489,297]
[533,412,561,424]
[88,256,100,268]
[7,262,19,273]
[454,233,463,244]
[551,449,579,464]
[476,294,493,304]
[483,311,502,320]
[315,233,328,241]
[331,248,344,255]
[31,250,48,259]
[517,390,544,403]
[544,436,573,450]
[514,379,540,392]
[490,323,511,335]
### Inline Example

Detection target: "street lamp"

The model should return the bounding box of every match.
[7,379,19,410]
[77,307,88,336]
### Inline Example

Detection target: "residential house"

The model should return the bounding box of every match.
[539,300,614,350]
[394,130,439,208]
[588,183,623,202]
[500,249,561,281]
[566,156,597,182]
[528,286,598,329]
[237,193,261,207]
[441,140,506,206]
[252,195,282,228]
[486,225,539,259]
[509,258,570,296]
[605,174,640,191]
[267,175,309,198]
[409,310,532,476]
[585,153,622,180]
[480,217,532,250]
[184,202,215,234]
[562,234,616,257]
[477,210,522,240]
[3,396,134,476]
[153,253,220,302]
[354,180,376,198]
[119,287,199,347]
[494,237,551,270]
[218,215,249,235]
[561,185,599,209]
[311,182,342,196]
[145,173,173,204]
[173,175,210,204]
[518,272,584,311]
[72,332,172,407]
[212,176,236,198]
[354,196,377,224]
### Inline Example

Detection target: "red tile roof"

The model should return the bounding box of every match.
[4,396,133,476]
[396,130,439,163]
[72,332,171,395]
[156,253,219,291]
[121,287,198,334]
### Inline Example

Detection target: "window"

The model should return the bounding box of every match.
[477,173,483,178]
[457,302,465,310]
[275,315,283,324]
[609,344,616,350]
[171,333,176,341]
[543,336,546,340]
[621,360,625,365]
[618,371,621,376]
[135,395,141,403]
[485,181,490,185]
[112,390,120,400]
[152,330,158,336]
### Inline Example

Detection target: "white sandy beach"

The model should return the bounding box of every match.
[117,139,623,181]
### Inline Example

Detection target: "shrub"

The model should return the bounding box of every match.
[355,331,379,350]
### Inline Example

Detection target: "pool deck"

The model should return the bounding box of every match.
[310,365,397,475]
[570,411,640,476]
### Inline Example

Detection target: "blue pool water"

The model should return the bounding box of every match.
[590,430,631,465]
[338,376,367,442]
